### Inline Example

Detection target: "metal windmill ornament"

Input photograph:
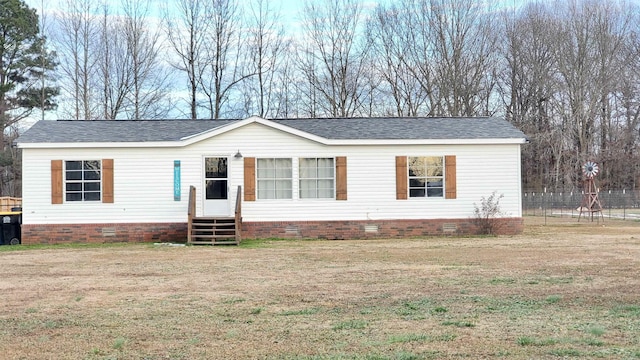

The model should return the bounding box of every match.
[578,161,603,222]
[582,161,599,179]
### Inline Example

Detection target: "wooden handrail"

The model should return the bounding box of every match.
[188,185,241,245]
[187,185,196,244]
[234,185,242,244]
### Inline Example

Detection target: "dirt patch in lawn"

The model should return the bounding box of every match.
[1,216,639,359]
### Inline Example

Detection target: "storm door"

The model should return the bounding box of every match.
[203,157,230,216]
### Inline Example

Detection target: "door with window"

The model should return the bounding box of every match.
[203,157,230,216]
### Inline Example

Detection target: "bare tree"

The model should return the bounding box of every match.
[54,0,99,120]
[552,0,638,187]
[243,0,287,118]
[87,0,171,120]
[426,0,499,116]
[367,3,429,116]
[164,0,211,119]
[500,2,561,189]
[298,0,371,117]
[500,0,640,190]
[199,0,254,119]
[96,3,131,119]
[121,0,170,119]
[272,42,303,118]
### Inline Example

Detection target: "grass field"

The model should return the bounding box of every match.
[1,216,639,359]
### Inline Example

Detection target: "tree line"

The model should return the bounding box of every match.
[2,0,640,196]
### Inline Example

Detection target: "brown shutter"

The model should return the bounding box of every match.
[102,159,114,203]
[51,160,63,204]
[244,157,256,201]
[396,156,408,200]
[445,155,457,199]
[335,156,347,200]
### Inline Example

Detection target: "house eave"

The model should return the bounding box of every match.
[322,138,528,145]
[16,141,181,149]
[16,137,527,149]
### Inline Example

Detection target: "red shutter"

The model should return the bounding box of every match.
[445,155,457,199]
[335,156,347,200]
[244,157,256,201]
[51,160,63,204]
[102,159,114,203]
[396,156,408,200]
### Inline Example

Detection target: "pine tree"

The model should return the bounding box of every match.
[0,0,58,195]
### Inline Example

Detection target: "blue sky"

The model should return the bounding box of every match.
[27,0,526,27]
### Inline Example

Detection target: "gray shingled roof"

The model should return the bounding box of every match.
[17,119,239,143]
[270,117,526,140]
[16,117,526,144]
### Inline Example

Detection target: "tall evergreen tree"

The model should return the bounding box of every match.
[0,0,58,195]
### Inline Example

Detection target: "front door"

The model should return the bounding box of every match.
[203,157,230,216]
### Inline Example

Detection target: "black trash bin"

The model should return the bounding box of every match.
[0,211,21,245]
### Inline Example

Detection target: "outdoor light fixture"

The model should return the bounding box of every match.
[234,150,243,159]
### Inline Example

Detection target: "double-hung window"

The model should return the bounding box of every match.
[299,158,334,199]
[65,160,102,201]
[408,156,444,198]
[257,158,292,199]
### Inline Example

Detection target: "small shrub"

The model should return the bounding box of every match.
[472,192,506,235]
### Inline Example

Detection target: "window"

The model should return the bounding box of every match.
[257,158,292,199]
[408,156,444,198]
[65,160,101,201]
[300,158,334,199]
[205,157,228,200]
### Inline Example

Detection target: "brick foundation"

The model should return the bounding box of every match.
[21,222,188,245]
[20,218,523,244]
[241,217,524,240]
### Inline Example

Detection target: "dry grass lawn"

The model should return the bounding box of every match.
[1,216,639,359]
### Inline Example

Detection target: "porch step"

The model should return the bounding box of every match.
[189,217,240,245]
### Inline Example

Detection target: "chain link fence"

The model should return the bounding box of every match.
[522,189,640,220]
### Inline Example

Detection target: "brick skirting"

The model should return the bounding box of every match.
[21,222,188,245]
[21,217,523,244]
[242,218,524,240]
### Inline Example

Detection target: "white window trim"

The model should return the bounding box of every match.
[64,160,102,202]
[408,156,445,199]
[256,157,293,200]
[299,157,336,200]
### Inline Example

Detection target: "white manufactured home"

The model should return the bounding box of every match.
[16,116,527,244]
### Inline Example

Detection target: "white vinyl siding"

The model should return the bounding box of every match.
[21,122,523,225]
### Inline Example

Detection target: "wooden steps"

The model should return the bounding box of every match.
[189,217,240,245]
[187,185,242,245]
